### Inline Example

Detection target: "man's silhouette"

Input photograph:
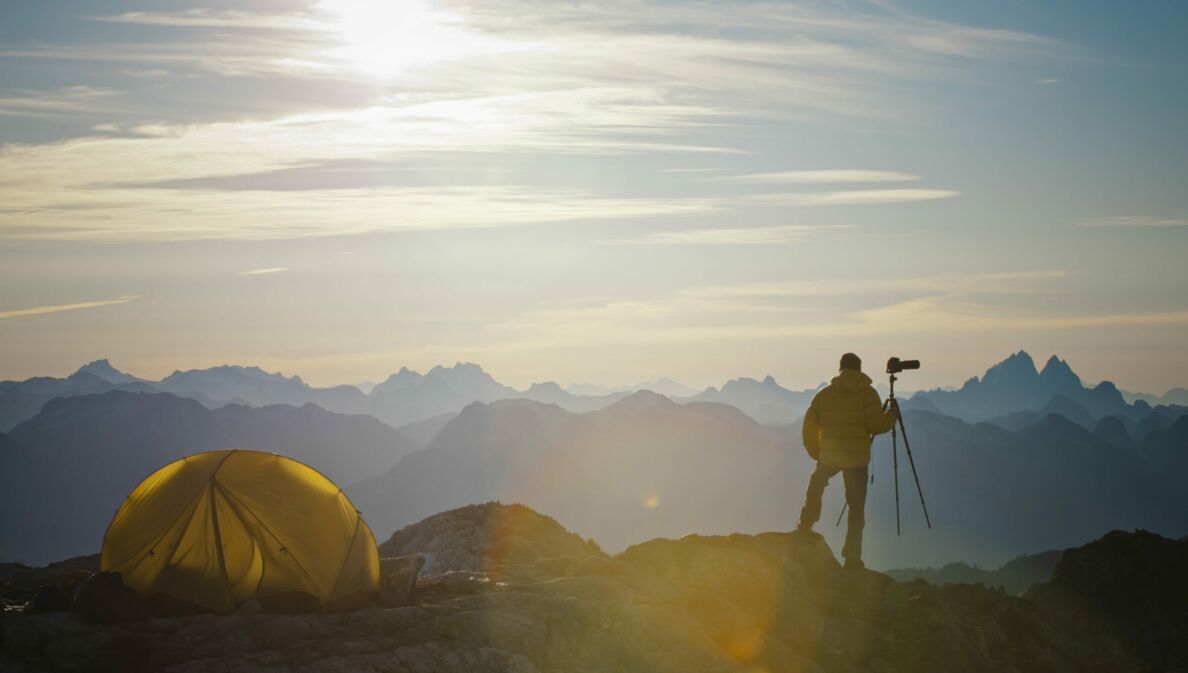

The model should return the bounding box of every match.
[796,352,897,570]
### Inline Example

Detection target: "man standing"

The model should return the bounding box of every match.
[796,352,898,570]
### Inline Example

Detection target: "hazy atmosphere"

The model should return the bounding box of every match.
[4,3,1188,672]
[3,0,1186,392]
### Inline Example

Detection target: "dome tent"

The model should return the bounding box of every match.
[102,449,380,614]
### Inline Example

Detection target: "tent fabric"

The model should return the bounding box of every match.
[101,449,380,614]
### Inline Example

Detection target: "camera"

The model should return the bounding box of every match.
[886,357,921,374]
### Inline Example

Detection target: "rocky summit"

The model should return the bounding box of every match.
[2,503,1184,673]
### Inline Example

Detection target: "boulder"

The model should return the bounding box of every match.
[378,502,603,576]
[377,554,425,607]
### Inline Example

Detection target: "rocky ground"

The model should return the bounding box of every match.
[2,503,1184,673]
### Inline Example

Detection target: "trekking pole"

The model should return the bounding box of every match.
[894,399,932,529]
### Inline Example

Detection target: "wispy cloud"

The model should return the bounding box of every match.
[0,296,138,320]
[0,86,123,118]
[712,169,920,184]
[239,267,289,276]
[0,90,724,240]
[460,269,1185,353]
[90,9,317,30]
[679,270,1072,299]
[1078,216,1187,228]
[603,224,851,246]
[744,189,959,206]
[0,0,1048,241]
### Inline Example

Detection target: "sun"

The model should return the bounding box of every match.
[317,0,487,77]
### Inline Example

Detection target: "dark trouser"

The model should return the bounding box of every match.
[798,462,868,561]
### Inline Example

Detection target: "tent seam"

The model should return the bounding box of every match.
[328,513,364,601]
[214,478,326,602]
[212,480,268,598]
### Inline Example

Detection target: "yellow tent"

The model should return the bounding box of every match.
[101,449,380,613]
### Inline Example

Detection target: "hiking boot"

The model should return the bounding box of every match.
[844,558,865,571]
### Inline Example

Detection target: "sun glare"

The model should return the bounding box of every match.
[317,0,488,76]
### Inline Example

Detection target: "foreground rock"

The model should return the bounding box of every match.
[378,502,603,577]
[2,504,1183,673]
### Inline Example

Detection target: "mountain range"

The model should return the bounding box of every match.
[0,392,417,564]
[1,360,674,431]
[3,352,1184,433]
[0,351,1185,568]
[903,351,1179,424]
[349,394,1188,569]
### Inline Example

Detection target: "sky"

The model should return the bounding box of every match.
[1,0,1186,393]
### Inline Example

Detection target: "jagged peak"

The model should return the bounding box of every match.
[982,350,1038,384]
[429,361,487,375]
[526,381,564,393]
[379,367,423,383]
[74,358,141,384]
[1039,355,1082,386]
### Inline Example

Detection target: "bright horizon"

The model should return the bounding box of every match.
[15,350,1174,399]
[2,0,1186,393]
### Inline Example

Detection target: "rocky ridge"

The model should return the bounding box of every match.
[1,503,1183,673]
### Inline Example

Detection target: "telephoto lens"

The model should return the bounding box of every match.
[886,357,921,374]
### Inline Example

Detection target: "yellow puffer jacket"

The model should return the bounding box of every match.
[802,369,897,468]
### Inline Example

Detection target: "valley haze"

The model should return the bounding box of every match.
[2,351,1185,574]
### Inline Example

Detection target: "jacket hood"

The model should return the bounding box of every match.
[831,369,873,392]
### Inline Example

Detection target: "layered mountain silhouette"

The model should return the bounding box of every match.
[351,392,798,558]
[0,391,416,564]
[1,361,625,431]
[0,367,158,432]
[684,375,820,425]
[887,549,1063,594]
[566,377,699,398]
[350,394,1188,569]
[1,351,1185,570]
[904,351,1180,424]
[4,351,1183,433]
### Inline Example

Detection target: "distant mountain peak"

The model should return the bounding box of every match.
[981,351,1038,385]
[1039,355,1082,387]
[162,364,296,384]
[74,359,141,385]
[430,362,486,375]
[610,389,675,412]
[762,375,777,385]
[376,367,423,386]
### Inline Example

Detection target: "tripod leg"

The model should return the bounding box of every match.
[896,410,932,529]
[835,502,846,527]
[893,425,901,536]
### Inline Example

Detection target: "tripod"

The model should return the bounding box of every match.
[834,372,932,534]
